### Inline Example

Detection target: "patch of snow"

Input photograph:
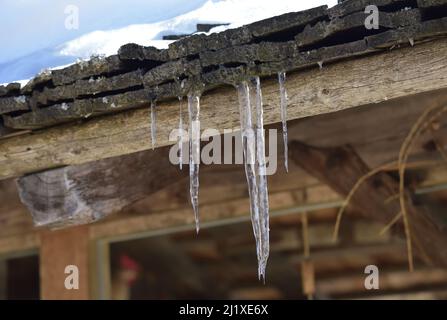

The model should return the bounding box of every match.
[1,0,336,84]
[14,95,27,104]
[60,102,70,110]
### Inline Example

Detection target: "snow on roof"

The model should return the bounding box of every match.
[0,0,337,85]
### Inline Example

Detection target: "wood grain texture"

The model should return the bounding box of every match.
[17,147,187,228]
[1,39,447,180]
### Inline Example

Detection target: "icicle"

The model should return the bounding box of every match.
[178,97,183,170]
[252,77,270,281]
[409,38,414,47]
[317,61,324,69]
[278,72,289,173]
[237,78,270,281]
[188,92,201,234]
[150,101,157,150]
[238,82,262,279]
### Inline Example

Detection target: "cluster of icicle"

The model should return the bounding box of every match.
[150,89,201,234]
[148,73,291,281]
[236,77,271,281]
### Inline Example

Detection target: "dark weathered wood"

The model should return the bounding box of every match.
[31,70,143,106]
[118,43,169,62]
[143,59,201,87]
[296,9,421,48]
[0,6,445,133]
[4,89,150,130]
[21,71,52,95]
[51,55,126,86]
[290,141,447,267]
[0,121,17,137]
[166,5,329,60]
[0,95,29,115]
[1,38,447,180]
[418,0,447,9]
[329,0,414,18]
[17,147,187,228]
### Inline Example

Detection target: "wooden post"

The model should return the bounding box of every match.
[0,259,6,299]
[39,226,92,300]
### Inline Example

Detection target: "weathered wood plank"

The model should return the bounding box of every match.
[51,55,126,86]
[0,39,447,179]
[329,0,414,18]
[0,233,38,257]
[0,95,29,115]
[417,0,447,9]
[4,89,149,130]
[296,9,421,48]
[2,16,446,129]
[31,70,143,106]
[166,5,329,59]
[17,146,186,228]
[118,43,169,62]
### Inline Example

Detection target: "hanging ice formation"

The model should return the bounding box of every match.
[188,92,201,234]
[178,79,187,170]
[178,96,183,170]
[237,77,270,281]
[278,72,289,172]
[150,101,157,150]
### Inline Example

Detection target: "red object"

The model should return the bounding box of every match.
[119,254,141,272]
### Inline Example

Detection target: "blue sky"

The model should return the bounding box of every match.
[0,0,335,84]
[0,0,206,65]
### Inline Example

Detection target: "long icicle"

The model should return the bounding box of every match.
[278,72,289,172]
[237,81,264,280]
[188,93,201,234]
[252,77,270,281]
[150,101,157,150]
[178,97,183,170]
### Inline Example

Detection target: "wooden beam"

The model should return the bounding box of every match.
[12,84,447,227]
[287,88,447,168]
[316,268,447,298]
[0,39,447,180]
[290,141,447,267]
[39,226,92,300]
[0,234,38,257]
[17,146,186,228]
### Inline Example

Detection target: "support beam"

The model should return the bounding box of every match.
[39,226,92,300]
[290,141,447,267]
[0,39,447,180]
[13,85,447,227]
[316,268,447,298]
[17,146,186,228]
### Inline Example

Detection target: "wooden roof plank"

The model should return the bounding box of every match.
[0,39,446,179]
